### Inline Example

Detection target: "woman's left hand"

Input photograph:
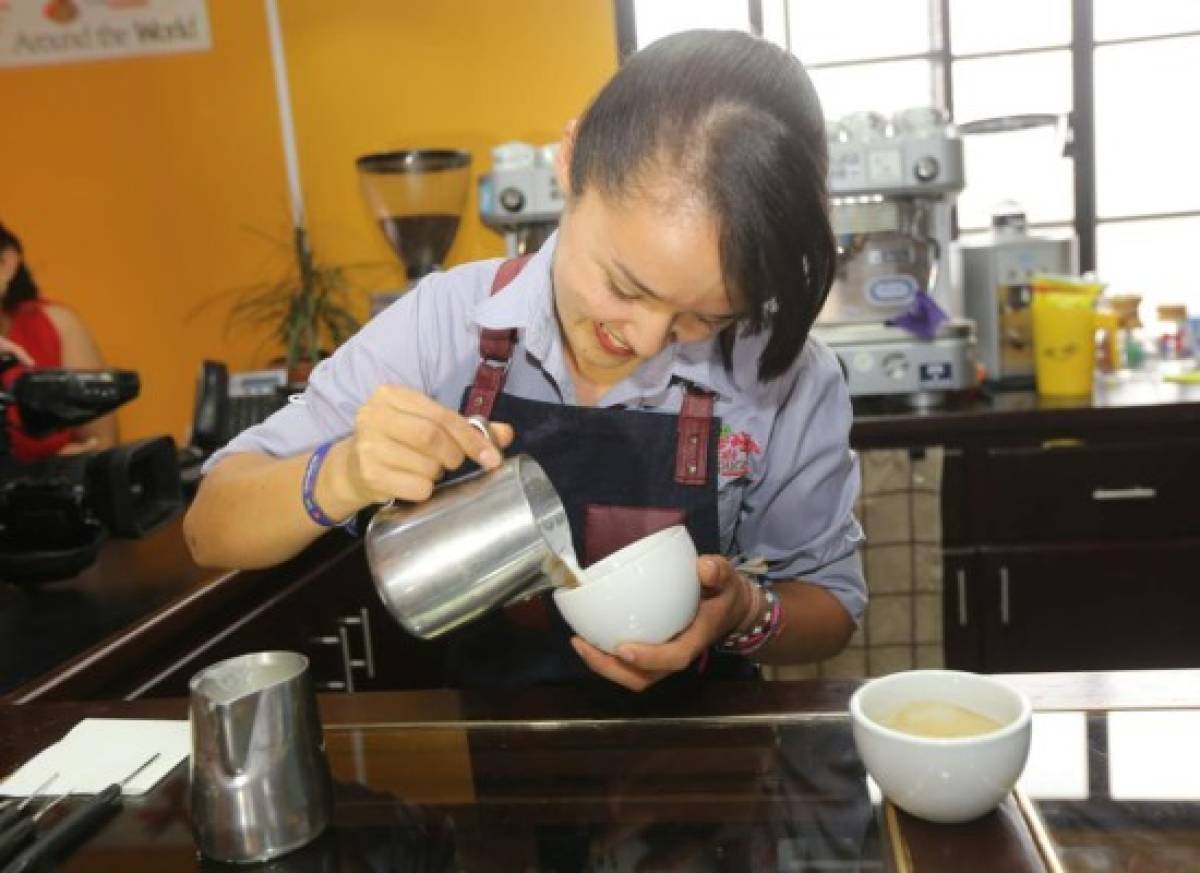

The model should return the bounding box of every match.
[570,555,754,692]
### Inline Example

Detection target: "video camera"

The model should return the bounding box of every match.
[0,353,183,584]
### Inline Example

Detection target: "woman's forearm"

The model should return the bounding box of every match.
[754,581,856,665]
[184,448,349,569]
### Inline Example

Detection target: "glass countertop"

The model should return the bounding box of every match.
[57,706,1200,871]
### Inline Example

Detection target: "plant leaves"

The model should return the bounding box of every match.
[186,225,371,368]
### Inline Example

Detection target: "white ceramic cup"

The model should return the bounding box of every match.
[552,525,701,654]
[850,669,1033,823]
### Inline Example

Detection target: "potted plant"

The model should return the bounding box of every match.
[196,227,366,386]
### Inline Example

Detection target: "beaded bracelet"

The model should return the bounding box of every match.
[718,581,783,657]
[302,441,358,534]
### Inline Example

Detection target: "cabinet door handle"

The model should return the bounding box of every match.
[359,608,376,679]
[308,635,340,646]
[1092,486,1157,502]
[955,568,968,628]
[999,566,1010,626]
[314,681,346,692]
[337,625,357,693]
[339,609,376,679]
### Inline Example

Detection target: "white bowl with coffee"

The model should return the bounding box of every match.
[553,525,700,654]
[850,669,1032,823]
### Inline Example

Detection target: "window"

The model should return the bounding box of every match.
[618,1,1200,320]
[631,0,750,49]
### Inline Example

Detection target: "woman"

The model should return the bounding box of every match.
[186,31,865,692]
[0,222,117,459]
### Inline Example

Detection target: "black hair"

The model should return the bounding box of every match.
[0,223,40,313]
[569,30,836,382]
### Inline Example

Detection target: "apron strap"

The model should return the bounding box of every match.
[466,255,716,487]
[676,387,715,486]
[464,256,531,418]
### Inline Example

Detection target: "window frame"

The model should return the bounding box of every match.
[614,0,1200,275]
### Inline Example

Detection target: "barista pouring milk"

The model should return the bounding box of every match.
[185,30,865,692]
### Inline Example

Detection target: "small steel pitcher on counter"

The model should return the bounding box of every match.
[189,651,333,863]
[365,417,579,640]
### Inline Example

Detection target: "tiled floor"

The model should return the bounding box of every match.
[766,447,946,681]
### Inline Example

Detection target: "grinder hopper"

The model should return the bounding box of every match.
[356,149,471,283]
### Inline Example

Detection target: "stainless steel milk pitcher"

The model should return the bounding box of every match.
[189,651,333,863]
[364,427,575,640]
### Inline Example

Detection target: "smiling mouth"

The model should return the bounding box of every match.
[594,322,635,358]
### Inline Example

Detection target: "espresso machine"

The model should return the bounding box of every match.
[813,109,978,406]
[478,142,564,256]
[356,149,471,315]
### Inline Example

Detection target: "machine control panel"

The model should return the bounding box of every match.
[829,135,964,197]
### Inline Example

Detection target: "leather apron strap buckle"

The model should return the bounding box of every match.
[464,256,532,419]
[675,387,715,486]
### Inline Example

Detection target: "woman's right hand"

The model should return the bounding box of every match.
[329,385,515,508]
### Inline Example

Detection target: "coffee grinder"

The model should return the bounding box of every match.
[813,108,978,407]
[478,142,564,256]
[356,149,471,315]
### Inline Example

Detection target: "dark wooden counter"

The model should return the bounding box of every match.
[0,519,219,697]
[5,365,1200,703]
[0,520,367,703]
[3,671,1200,872]
[850,365,1200,448]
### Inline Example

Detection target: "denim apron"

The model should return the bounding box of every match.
[442,258,754,691]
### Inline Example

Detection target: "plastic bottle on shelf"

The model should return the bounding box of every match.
[1156,305,1188,360]
[1105,294,1145,370]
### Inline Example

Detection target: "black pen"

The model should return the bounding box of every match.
[0,775,57,835]
[1,753,160,873]
[0,789,71,867]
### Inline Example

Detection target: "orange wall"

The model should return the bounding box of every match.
[0,0,616,443]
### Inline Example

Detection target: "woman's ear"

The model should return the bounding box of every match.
[554,119,578,196]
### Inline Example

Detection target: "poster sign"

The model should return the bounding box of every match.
[0,0,211,68]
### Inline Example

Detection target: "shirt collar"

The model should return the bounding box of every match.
[604,335,740,406]
[470,231,740,405]
[471,233,557,339]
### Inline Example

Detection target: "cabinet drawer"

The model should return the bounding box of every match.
[978,540,1200,672]
[978,440,1200,543]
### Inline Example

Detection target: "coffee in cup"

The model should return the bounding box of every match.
[877,699,1005,739]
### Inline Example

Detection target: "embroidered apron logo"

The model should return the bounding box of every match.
[718,424,762,478]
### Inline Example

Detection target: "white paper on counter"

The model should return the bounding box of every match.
[0,718,190,797]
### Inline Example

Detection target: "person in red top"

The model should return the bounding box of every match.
[0,222,118,461]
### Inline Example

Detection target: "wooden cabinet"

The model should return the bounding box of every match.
[942,548,981,669]
[975,542,1200,672]
[299,546,448,693]
[127,545,450,699]
[954,435,1200,673]
[858,421,1200,674]
[976,439,1200,544]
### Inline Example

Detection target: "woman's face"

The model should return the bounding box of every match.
[551,163,743,390]
[0,246,20,291]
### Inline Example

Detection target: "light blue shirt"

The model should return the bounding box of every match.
[208,233,866,621]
